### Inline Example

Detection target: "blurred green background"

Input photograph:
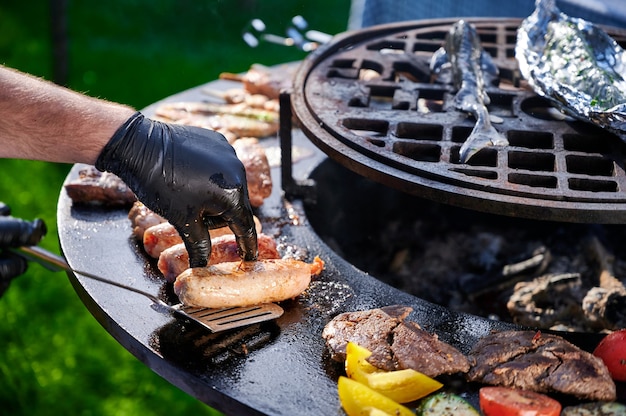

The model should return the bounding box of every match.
[0,1,350,415]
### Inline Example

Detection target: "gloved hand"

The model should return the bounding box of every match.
[95,112,258,268]
[0,202,47,296]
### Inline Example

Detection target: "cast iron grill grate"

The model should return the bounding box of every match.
[289,18,626,223]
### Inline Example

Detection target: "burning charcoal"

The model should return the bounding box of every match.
[468,233,504,271]
[583,288,626,330]
[582,236,626,330]
[507,273,587,330]
[502,246,550,277]
[460,246,550,298]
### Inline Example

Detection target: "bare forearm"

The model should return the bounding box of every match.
[0,65,135,164]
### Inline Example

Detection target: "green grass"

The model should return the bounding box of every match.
[0,1,350,415]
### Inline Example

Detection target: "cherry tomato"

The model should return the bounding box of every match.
[593,329,626,382]
[479,386,561,416]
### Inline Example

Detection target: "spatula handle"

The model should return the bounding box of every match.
[13,245,171,309]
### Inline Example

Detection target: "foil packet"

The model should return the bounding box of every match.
[516,0,626,137]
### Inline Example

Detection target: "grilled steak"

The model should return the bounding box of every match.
[322,306,470,377]
[467,330,616,401]
[323,306,411,368]
[64,166,136,207]
[390,320,471,376]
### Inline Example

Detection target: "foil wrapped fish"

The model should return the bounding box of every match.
[516,0,626,136]
[430,20,508,163]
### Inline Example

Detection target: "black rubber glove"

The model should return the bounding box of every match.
[95,112,258,268]
[0,202,47,296]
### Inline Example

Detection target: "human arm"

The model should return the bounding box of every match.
[0,65,134,164]
[0,65,258,266]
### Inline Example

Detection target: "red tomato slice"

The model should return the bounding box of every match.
[479,386,561,416]
[593,329,626,382]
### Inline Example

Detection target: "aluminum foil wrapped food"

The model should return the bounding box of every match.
[516,0,626,136]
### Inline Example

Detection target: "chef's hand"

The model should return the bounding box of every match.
[96,112,258,268]
[0,202,47,296]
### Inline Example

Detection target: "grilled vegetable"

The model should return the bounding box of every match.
[562,401,626,415]
[479,386,561,416]
[345,341,379,383]
[417,392,480,415]
[337,376,414,416]
[593,329,626,381]
[345,342,442,403]
[365,409,393,416]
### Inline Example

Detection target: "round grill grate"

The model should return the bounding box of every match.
[290,18,626,223]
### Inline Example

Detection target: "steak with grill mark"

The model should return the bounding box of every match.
[322,305,470,377]
[467,330,616,401]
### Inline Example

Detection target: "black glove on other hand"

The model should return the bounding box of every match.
[0,202,47,296]
[96,112,258,267]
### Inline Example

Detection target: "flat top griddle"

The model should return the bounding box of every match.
[57,77,525,416]
[57,20,624,416]
[291,18,626,223]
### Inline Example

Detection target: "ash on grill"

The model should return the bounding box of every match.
[305,160,626,334]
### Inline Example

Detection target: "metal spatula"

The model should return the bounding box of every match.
[14,245,284,332]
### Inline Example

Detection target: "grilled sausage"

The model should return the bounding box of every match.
[158,233,281,282]
[174,257,324,308]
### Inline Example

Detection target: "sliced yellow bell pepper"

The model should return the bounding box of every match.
[345,341,379,382]
[338,376,415,416]
[366,368,443,403]
[344,341,443,403]
[365,408,393,416]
